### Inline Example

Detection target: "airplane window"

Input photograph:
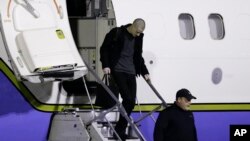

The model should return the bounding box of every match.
[208,14,225,40]
[178,14,196,40]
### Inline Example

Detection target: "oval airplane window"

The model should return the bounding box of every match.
[208,14,225,40]
[178,13,196,40]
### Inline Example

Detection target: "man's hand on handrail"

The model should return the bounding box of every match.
[144,74,150,82]
[103,67,111,74]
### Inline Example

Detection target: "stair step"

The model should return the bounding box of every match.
[107,136,139,140]
[97,121,117,124]
[88,122,140,141]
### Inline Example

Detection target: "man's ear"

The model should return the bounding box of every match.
[176,97,182,102]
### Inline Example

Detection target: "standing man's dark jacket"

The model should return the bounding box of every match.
[100,24,149,76]
[154,103,198,141]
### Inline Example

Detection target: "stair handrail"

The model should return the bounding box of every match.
[135,79,168,124]
[145,79,168,107]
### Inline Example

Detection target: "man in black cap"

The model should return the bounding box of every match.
[154,88,198,141]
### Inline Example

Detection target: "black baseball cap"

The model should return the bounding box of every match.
[176,88,197,101]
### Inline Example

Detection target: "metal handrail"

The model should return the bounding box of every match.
[145,79,168,107]
[135,79,168,124]
[135,105,162,125]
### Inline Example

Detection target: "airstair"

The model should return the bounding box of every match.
[48,62,168,141]
[48,58,146,141]
[48,109,142,141]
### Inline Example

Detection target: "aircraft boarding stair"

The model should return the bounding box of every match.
[48,53,145,141]
[48,80,167,141]
[48,109,142,141]
[48,67,167,141]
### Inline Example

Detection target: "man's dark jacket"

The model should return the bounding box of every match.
[100,24,149,76]
[154,103,198,141]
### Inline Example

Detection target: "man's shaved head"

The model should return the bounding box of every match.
[133,18,146,31]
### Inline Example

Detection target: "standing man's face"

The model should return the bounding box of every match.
[131,24,144,37]
[176,97,192,111]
